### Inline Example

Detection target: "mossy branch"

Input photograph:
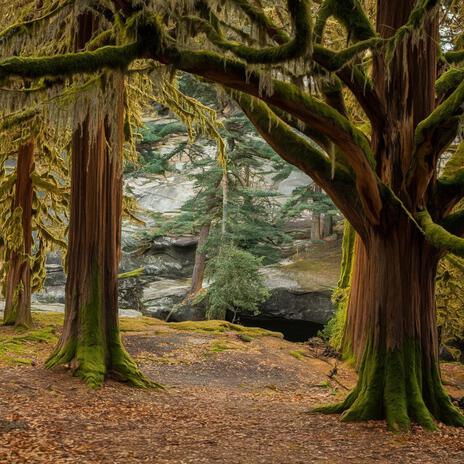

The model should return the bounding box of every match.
[436,67,464,97]
[235,92,371,236]
[228,0,291,45]
[314,0,375,42]
[435,142,464,213]
[417,210,464,257]
[409,78,464,195]
[186,0,313,64]
[0,42,144,80]
[445,50,464,64]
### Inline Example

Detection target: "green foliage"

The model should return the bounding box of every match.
[146,75,292,264]
[280,185,339,220]
[436,255,464,359]
[204,244,270,320]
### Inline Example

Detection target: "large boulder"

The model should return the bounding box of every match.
[140,278,204,322]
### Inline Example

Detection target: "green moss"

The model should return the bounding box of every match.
[171,320,282,338]
[209,340,232,353]
[46,269,159,389]
[193,0,313,65]
[417,210,464,257]
[289,349,305,360]
[314,339,464,431]
[0,325,58,366]
[0,42,143,80]
[238,333,253,343]
[117,267,145,279]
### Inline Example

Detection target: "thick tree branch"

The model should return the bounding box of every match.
[235,92,369,236]
[436,67,464,98]
[314,0,375,42]
[417,209,464,258]
[227,0,291,45]
[440,209,464,238]
[409,78,464,200]
[435,141,464,215]
[0,42,143,80]
[184,0,313,64]
[445,50,464,64]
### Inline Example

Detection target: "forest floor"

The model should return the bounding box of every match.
[1,313,464,463]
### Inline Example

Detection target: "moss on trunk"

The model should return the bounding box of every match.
[316,339,463,431]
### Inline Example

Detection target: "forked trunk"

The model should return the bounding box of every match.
[45,13,156,388]
[3,140,34,327]
[320,218,464,430]
[189,222,210,295]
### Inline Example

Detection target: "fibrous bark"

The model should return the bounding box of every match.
[3,140,35,328]
[328,218,464,431]
[45,14,157,389]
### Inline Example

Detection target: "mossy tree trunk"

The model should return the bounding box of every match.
[318,0,463,430]
[45,13,156,389]
[327,217,464,431]
[3,140,35,328]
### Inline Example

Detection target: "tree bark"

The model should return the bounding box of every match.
[315,1,464,431]
[310,213,321,240]
[3,140,34,327]
[321,214,333,238]
[323,215,464,430]
[189,223,211,296]
[45,13,156,389]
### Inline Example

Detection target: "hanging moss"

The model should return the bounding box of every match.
[185,0,313,65]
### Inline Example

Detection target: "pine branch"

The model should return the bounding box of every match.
[235,91,375,235]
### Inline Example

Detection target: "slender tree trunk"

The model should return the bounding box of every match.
[189,222,211,295]
[3,140,34,327]
[46,14,156,389]
[321,214,333,238]
[310,213,321,240]
[221,170,228,236]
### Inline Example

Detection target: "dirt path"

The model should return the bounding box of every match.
[1,315,464,463]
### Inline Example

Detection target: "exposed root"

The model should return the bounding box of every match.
[109,342,164,389]
[314,340,464,431]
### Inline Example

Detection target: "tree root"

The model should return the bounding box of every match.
[314,340,464,431]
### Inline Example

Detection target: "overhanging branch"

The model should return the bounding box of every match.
[234,92,370,235]
[186,0,313,64]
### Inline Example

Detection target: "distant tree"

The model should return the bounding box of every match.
[0,119,68,328]
[152,105,291,296]
[205,244,269,321]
